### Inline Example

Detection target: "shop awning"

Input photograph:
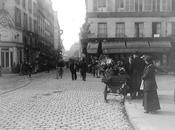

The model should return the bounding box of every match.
[102,42,126,54]
[127,41,149,48]
[148,41,172,52]
[149,41,171,48]
[87,42,99,54]
[126,41,171,53]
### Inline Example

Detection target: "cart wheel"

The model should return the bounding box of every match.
[104,85,108,102]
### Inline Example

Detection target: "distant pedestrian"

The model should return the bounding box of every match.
[80,58,87,81]
[56,59,64,79]
[28,62,32,78]
[142,56,160,113]
[70,60,77,80]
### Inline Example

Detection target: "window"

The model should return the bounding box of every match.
[144,0,152,11]
[135,22,144,37]
[119,0,124,9]
[161,0,172,11]
[135,0,143,12]
[124,0,135,12]
[15,7,21,27]
[98,0,106,8]
[152,22,161,37]
[116,23,125,37]
[22,0,26,9]
[98,23,107,38]
[23,13,28,30]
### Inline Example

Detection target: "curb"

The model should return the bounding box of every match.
[123,103,136,130]
[0,80,32,96]
[125,100,139,130]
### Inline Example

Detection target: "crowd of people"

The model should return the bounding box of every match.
[86,54,161,114]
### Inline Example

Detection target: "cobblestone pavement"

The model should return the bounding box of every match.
[0,70,133,130]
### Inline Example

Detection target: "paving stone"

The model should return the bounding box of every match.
[0,71,133,130]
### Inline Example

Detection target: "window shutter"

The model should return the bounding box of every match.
[107,0,112,11]
[125,0,130,11]
[157,0,160,11]
[172,22,175,36]
[130,0,135,12]
[172,0,175,11]
[135,0,138,12]
[115,0,120,11]
[93,0,97,11]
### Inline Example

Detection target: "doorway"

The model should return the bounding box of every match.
[1,50,9,69]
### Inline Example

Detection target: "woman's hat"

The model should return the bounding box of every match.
[144,56,152,63]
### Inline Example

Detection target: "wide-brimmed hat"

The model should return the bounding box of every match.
[144,56,153,63]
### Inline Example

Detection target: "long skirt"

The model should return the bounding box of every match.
[143,90,160,112]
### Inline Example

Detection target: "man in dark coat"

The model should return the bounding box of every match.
[79,58,87,81]
[131,54,145,99]
[70,60,77,80]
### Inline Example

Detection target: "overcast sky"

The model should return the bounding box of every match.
[52,0,86,51]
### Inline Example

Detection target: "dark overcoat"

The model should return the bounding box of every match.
[142,64,157,91]
[142,63,160,112]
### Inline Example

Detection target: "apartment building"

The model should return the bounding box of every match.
[0,0,60,72]
[83,0,175,67]
[54,11,63,50]
[0,0,25,72]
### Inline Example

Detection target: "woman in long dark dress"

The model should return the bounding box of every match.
[142,56,160,113]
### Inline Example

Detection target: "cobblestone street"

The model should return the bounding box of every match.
[0,70,133,130]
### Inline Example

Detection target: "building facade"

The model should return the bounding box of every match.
[0,0,62,72]
[0,0,25,72]
[82,0,175,68]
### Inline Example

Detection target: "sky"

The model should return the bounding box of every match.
[52,0,86,51]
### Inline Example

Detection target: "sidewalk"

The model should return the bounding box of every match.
[0,71,54,95]
[125,75,175,130]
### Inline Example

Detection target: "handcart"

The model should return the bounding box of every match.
[102,74,130,104]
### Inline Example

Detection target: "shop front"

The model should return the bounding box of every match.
[102,40,171,67]
[86,40,172,67]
